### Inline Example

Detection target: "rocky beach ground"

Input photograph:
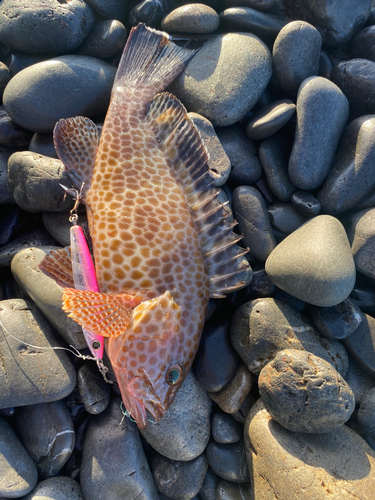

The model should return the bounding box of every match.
[0,0,375,498]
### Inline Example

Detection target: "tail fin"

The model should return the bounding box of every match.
[114,23,203,91]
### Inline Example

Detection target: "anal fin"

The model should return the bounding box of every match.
[39,247,74,288]
[147,92,251,297]
[54,116,98,194]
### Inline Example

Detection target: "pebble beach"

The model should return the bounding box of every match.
[1,0,375,499]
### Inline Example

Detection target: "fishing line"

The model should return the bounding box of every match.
[120,401,157,426]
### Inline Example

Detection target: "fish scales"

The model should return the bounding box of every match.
[42,24,251,429]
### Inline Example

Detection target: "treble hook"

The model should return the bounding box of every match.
[59,182,85,225]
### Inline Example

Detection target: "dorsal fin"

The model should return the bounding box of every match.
[147,92,250,298]
[54,116,98,196]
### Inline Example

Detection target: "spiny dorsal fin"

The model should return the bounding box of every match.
[62,289,142,338]
[54,116,98,195]
[147,92,250,297]
[39,247,74,288]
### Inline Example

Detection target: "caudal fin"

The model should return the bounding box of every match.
[114,23,203,92]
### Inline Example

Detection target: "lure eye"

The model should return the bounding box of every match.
[91,340,101,351]
[166,364,183,386]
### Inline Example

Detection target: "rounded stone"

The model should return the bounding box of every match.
[259,349,355,433]
[3,56,116,133]
[350,25,375,62]
[84,0,127,20]
[245,399,375,500]
[0,108,33,149]
[78,20,127,59]
[13,401,75,479]
[80,398,159,500]
[288,77,349,190]
[0,146,15,204]
[318,116,375,215]
[245,99,296,140]
[77,363,111,415]
[265,215,356,307]
[216,480,252,500]
[273,21,322,97]
[223,0,275,11]
[280,0,371,47]
[347,208,375,280]
[268,202,307,235]
[161,4,219,33]
[169,32,272,127]
[345,354,375,406]
[193,314,238,393]
[0,299,76,408]
[129,0,175,28]
[212,412,243,444]
[11,246,87,348]
[232,186,276,262]
[21,476,83,500]
[0,228,57,268]
[206,439,249,483]
[290,191,321,217]
[331,59,375,119]
[29,133,58,158]
[216,125,262,186]
[343,313,375,378]
[150,452,208,500]
[0,0,94,54]
[0,417,38,497]
[0,62,10,98]
[311,298,362,340]
[8,152,73,213]
[358,388,375,439]
[199,467,220,500]
[230,297,348,376]
[141,371,212,461]
[42,211,88,247]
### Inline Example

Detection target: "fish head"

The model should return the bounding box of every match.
[107,290,186,429]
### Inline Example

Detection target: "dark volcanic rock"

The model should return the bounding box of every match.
[343,313,375,378]
[311,298,362,340]
[206,439,249,483]
[78,20,126,59]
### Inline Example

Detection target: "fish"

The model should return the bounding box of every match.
[40,23,250,429]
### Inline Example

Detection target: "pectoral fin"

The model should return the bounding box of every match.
[39,247,74,288]
[62,289,142,338]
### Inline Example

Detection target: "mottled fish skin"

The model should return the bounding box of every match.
[83,28,209,427]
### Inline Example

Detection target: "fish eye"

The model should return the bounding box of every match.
[91,340,101,350]
[166,364,183,386]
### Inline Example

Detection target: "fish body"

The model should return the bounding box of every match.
[45,24,250,429]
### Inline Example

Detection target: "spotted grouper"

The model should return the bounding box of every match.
[40,23,250,429]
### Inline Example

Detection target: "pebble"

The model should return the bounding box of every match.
[0,204,21,245]
[193,314,238,393]
[29,133,57,158]
[215,125,262,186]
[199,467,220,500]
[345,354,375,405]
[84,0,127,20]
[11,247,87,348]
[161,4,219,33]
[350,25,375,62]
[258,133,295,202]
[78,20,127,60]
[215,480,252,500]
[0,417,38,497]
[208,362,255,414]
[232,186,276,262]
[0,0,94,55]
[311,298,362,340]
[0,299,76,408]
[222,0,275,10]
[245,99,295,140]
[288,77,349,190]
[318,116,375,214]
[0,108,33,149]
[230,297,348,375]
[331,59,375,119]
[273,21,322,97]
[347,208,375,280]
[259,349,355,433]
[351,286,375,316]
[358,388,375,440]
[3,56,116,133]
[8,152,73,212]
[0,61,10,98]
[0,228,56,267]
[170,33,272,127]
[219,7,287,43]
[0,146,16,204]
[77,363,111,415]
[141,372,212,461]
[245,399,375,499]
[13,400,75,479]
[42,211,88,247]
[206,439,249,483]
[281,0,372,47]
[343,313,375,378]
[265,215,356,307]
[151,452,208,499]
[211,412,243,444]
[268,202,308,235]
[80,397,159,500]
[129,0,176,28]
[189,113,231,186]
[21,476,84,500]
[290,191,321,217]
